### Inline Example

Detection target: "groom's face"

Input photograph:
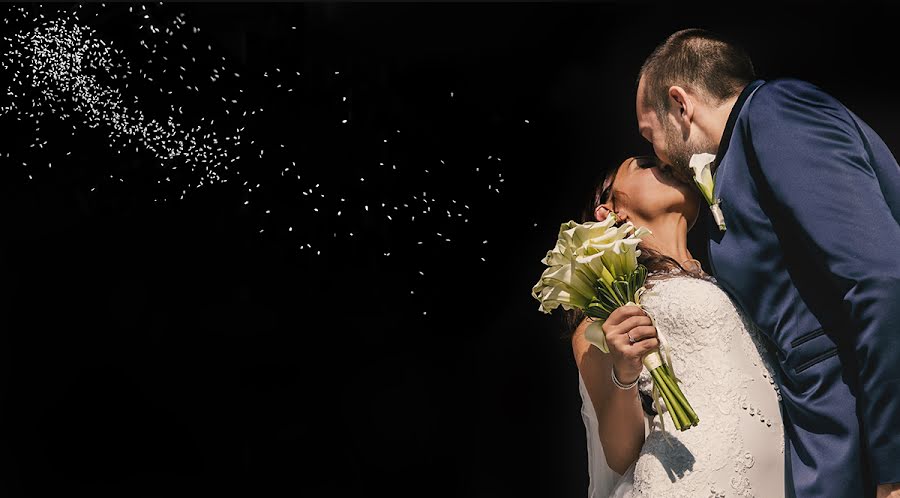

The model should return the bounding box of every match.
[635,76,701,185]
[636,76,673,166]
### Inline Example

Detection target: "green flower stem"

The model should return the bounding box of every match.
[661,365,699,425]
[650,367,689,431]
[649,368,681,431]
[598,280,619,305]
[654,369,688,430]
[657,367,699,427]
[670,383,699,426]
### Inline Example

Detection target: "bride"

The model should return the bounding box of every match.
[568,155,786,497]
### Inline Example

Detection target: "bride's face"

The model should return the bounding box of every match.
[595,156,701,230]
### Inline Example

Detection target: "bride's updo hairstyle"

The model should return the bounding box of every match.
[561,157,704,338]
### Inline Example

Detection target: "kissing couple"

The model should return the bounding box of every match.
[565,29,900,498]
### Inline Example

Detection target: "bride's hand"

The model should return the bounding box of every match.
[602,306,659,384]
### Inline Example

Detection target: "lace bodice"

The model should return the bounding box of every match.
[579,270,786,497]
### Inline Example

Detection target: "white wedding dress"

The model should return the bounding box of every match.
[578,270,786,497]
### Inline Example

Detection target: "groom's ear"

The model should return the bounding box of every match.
[667,85,695,131]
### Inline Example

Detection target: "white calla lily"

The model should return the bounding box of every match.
[533,283,591,313]
[542,213,619,266]
[613,237,643,275]
[538,264,595,303]
[689,153,717,205]
[689,152,727,232]
[584,318,610,353]
[574,250,612,284]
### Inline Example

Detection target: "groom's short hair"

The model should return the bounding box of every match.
[639,29,756,119]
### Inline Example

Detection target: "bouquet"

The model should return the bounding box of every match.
[531,213,699,432]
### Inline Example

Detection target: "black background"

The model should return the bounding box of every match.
[2,2,899,497]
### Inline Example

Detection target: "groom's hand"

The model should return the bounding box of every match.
[877,482,900,498]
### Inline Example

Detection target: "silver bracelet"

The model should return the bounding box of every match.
[611,366,639,390]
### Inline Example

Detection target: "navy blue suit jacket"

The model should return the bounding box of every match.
[705,78,900,497]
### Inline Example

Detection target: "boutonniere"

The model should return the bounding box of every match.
[689,153,726,232]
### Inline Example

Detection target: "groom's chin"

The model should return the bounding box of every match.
[666,162,695,187]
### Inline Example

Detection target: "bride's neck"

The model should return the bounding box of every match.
[633,213,693,265]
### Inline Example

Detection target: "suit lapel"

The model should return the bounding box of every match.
[706,80,767,274]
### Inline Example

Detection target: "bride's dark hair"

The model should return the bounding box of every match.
[561,156,703,338]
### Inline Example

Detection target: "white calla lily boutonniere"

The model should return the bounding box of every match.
[689,153,726,232]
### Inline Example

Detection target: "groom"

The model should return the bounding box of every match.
[629,29,900,498]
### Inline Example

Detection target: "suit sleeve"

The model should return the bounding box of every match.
[746,81,900,485]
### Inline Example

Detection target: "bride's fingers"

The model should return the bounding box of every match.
[622,337,659,361]
[624,325,657,342]
[615,315,653,333]
[604,306,647,327]
[633,338,660,355]
[605,315,652,342]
